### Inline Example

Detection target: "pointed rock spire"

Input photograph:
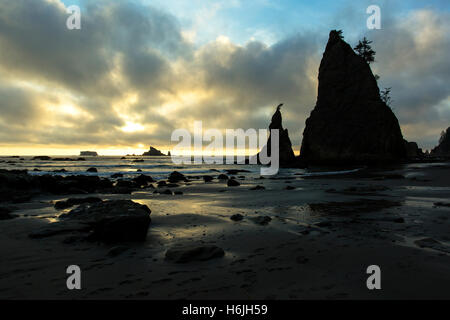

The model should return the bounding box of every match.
[300,30,406,164]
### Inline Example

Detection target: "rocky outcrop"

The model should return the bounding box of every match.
[257,104,296,166]
[300,30,406,165]
[142,146,166,156]
[431,127,450,156]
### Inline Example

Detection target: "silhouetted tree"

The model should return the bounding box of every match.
[380,87,393,107]
[354,37,376,64]
[336,30,344,40]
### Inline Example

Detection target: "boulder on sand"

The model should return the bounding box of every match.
[168,171,187,183]
[59,200,151,243]
[132,174,155,186]
[300,30,406,165]
[227,179,240,187]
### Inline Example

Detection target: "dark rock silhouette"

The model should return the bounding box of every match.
[142,146,166,156]
[431,127,450,155]
[300,30,406,165]
[227,178,240,187]
[79,151,98,157]
[257,104,296,166]
[168,171,187,183]
[59,200,151,243]
[404,140,423,159]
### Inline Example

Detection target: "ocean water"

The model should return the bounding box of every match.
[0,156,297,179]
[0,155,368,179]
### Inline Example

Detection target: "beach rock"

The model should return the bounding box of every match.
[165,245,225,263]
[133,174,155,186]
[54,197,103,210]
[300,30,406,165]
[250,185,265,190]
[257,104,296,166]
[218,174,229,180]
[168,171,187,183]
[227,179,240,187]
[115,180,135,188]
[86,167,98,173]
[203,175,214,182]
[111,173,123,178]
[250,216,272,225]
[142,146,166,156]
[157,180,167,187]
[60,200,151,243]
[431,127,450,156]
[166,183,179,188]
[174,191,183,195]
[230,214,244,221]
[285,186,295,190]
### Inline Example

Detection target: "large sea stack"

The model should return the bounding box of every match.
[257,104,296,166]
[300,30,406,165]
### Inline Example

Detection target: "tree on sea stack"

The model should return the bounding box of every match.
[380,87,393,108]
[354,37,376,64]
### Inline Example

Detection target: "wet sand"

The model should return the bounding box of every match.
[1,163,450,299]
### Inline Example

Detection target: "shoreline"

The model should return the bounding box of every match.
[1,162,450,299]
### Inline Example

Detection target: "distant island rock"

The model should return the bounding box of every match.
[431,127,450,156]
[257,104,296,166]
[80,151,98,157]
[142,146,167,156]
[300,30,406,165]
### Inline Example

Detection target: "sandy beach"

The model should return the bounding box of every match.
[1,162,449,300]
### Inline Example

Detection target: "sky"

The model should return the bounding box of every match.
[0,0,449,155]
